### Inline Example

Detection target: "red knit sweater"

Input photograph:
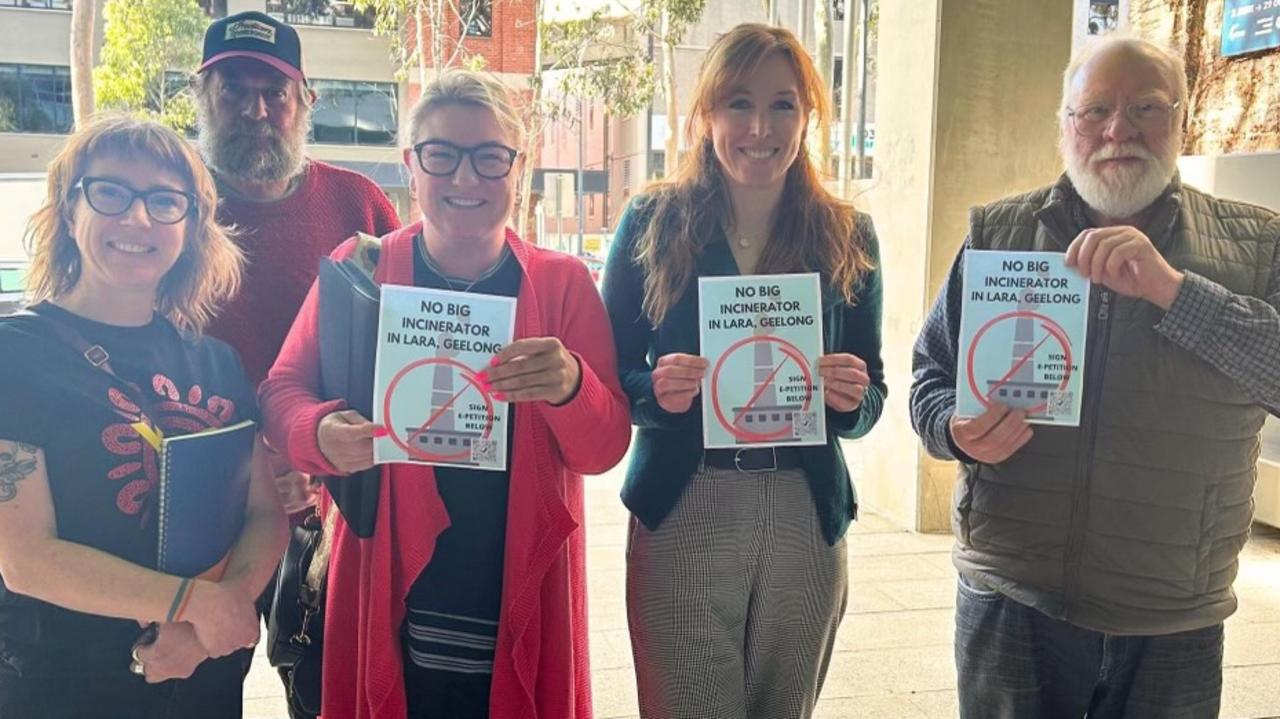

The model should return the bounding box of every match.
[260,223,632,718]
[208,160,401,385]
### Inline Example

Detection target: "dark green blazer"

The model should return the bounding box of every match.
[602,194,887,545]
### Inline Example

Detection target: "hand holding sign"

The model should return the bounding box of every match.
[1065,226,1185,310]
[957,251,1088,425]
[484,337,581,405]
[949,404,1034,464]
[819,353,870,412]
[374,285,516,469]
[652,353,709,414]
[317,409,376,474]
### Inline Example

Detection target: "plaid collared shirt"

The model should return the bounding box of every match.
[910,178,1280,461]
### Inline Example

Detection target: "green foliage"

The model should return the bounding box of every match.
[93,0,206,132]
[541,10,651,118]
[540,0,705,120]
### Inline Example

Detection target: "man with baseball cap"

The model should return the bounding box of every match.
[199,10,307,84]
[191,12,401,718]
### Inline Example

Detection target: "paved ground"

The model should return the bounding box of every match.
[246,459,1280,718]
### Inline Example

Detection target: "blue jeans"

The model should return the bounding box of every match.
[954,574,1224,719]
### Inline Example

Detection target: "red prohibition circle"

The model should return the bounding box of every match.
[710,335,815,442]
[383,357,495,463]
[965,310,1073,415]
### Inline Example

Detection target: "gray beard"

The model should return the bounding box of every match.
[197,107,308,186]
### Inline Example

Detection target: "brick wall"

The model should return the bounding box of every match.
[399,1,539,238]
[418,0,536,75]
[1130,0,1280,154]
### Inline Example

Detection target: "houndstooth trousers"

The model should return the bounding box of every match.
[626,465,849,719]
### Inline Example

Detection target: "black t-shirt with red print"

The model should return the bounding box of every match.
[0,302,257,682]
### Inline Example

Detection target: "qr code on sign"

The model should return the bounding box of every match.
[471,438,497,465]
[1046,391,1074,418]
[791,411,820,440]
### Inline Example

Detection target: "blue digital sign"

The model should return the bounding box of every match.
[1221,0,1280,57]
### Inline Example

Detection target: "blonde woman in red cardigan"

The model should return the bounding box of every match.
[260,69,631,719]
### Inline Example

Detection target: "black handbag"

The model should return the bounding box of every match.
[266,507,331,717]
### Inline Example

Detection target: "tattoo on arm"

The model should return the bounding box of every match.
[0,443,39,502]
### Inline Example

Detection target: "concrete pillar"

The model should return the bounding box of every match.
[851,0,1072,532]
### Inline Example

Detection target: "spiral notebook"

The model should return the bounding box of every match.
[156,419,256,578]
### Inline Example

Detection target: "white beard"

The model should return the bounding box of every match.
[1065,142,1177,220]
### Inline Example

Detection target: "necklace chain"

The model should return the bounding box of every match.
[727,223,765,250]
[442,274,482,293]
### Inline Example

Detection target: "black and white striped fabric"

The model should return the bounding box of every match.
[405,609,499,674]
[626,465,849,719]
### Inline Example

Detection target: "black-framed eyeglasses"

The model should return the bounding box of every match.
[412,140,519,180]
[1065,100,1181,138]
[72,177,195,225]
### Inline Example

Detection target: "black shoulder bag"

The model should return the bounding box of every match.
[266,506,332,717]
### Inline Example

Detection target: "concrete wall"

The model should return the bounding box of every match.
[848,0,940,530]
[856,0,1072,531]
[0,2,104,67]
[1131,0,1280,154]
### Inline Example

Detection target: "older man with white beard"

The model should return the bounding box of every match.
[910,37,1280,718]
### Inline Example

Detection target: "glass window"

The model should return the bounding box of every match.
[265,0,374,28]
[0,64,73,135]
[461,0,492,37]
[310,79,397,146]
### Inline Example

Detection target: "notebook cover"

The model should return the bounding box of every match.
[156,419,256,578]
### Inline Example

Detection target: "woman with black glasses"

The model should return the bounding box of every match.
[0,114,287,716]
[260,69,630,718]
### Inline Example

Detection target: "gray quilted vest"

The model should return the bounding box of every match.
[954,175,1279,634]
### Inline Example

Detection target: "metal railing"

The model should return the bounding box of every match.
[0,0,72,10]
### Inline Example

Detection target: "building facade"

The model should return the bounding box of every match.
[0,0,537,259]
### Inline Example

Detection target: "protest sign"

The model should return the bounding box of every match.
[957,250,1090,426]
[698,273,826,449]
[373,285,516,469]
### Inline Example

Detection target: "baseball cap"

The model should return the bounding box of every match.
[199,11,306,83]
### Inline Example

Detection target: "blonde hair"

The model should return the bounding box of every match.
[1060,36,1189,114]
[635,23,874,326]
[405,69,525,148]
[23,113,243,333]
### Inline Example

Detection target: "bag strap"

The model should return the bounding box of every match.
[302,506,337,599]
[19,306,166,448]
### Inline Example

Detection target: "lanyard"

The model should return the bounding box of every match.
[22,307,166,451]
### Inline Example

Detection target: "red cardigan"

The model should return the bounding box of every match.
[260,223,631,718]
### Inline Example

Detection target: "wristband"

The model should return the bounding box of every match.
[166,577,194,623]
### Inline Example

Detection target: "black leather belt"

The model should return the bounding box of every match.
[702,446,804,473]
